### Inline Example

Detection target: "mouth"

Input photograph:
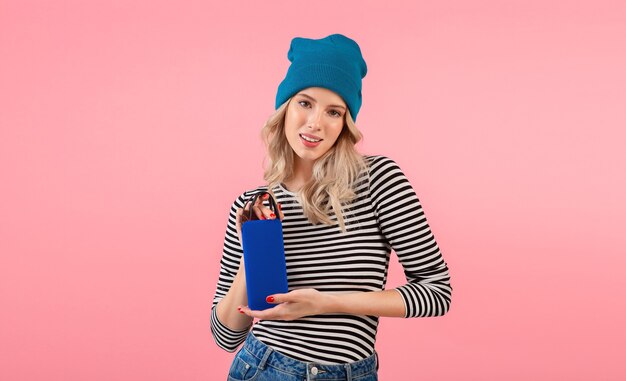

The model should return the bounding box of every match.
[299,134,323,143]
[299,133,323,147]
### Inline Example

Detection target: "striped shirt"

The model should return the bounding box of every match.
[210,155,452,364]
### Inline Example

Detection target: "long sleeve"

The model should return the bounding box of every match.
[209,193,252,352]
[367,156,452,317]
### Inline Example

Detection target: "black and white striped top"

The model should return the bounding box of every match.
[210,155,452,364]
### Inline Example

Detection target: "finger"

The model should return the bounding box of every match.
[245,193,279,221]
[238,305,263,317]
[266,293,289,304]
[242,201,254,220]
[255,195,280,220]
[252,204,267,220]
[241,197,263,220]
[237,207,247,223]
[240,305,282,320]
[266,194,284,221]
[259,193,280,220]
[277,203,284,221]
[257,204,277,220]
[252,196,270,220]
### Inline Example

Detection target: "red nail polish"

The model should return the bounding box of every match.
[277,203,282,210]
[263,193,269,200]
[270,213,276,218]
[266,296,274,303]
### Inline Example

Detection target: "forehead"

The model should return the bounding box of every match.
[296,87,346,107]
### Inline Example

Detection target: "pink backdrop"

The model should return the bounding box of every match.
[1,1,625,380]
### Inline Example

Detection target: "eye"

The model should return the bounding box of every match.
[329,110,342,118]
[298,100,311,108]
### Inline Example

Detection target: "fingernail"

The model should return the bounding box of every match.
[270,213,276,219]
[260,215,266,220]
[277,203,282,210]
[266,296,274,303]
[263,194,269,200]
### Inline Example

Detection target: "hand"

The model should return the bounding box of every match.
[238,289,331,321]
[235,193,284,243]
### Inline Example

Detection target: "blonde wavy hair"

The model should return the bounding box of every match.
[261,97,367,233]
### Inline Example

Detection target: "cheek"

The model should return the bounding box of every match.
[328,123,344,141]
[284,118,299,138]
[287,105,306,123]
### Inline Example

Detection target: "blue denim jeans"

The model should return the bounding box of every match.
[227,333,378,381]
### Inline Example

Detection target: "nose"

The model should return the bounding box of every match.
[307,109,324,130]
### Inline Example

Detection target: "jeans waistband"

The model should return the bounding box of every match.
[242,333,378,380]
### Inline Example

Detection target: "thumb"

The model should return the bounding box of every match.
[266,293,289,304]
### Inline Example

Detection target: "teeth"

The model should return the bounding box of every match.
[300,134,321,143]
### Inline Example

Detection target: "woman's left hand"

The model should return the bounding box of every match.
[238,289,332,321]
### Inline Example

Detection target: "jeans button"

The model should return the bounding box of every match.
[311,366,319,375]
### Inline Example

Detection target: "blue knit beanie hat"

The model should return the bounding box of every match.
[275,34,368,121]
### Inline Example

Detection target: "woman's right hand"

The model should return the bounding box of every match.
[216,193,284,328]
[235,193,284,244]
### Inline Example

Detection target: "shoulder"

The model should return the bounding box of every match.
[363,154,405,176]
[362,155,418,201]
[363,154,398,165]
[362,155,413,194]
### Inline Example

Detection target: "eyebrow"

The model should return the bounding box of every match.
[296,93,346,110]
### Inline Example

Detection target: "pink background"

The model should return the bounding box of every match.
[1,1,625,380]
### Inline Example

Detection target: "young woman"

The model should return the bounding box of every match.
[211,33,452,381]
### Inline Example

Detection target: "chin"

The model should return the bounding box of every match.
[295,153,320,162]
[294,149,325,162]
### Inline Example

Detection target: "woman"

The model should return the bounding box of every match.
[211,34,452,381]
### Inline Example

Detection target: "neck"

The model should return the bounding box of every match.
[285,157,314,191]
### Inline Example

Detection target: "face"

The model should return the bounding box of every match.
[284,87,347,167]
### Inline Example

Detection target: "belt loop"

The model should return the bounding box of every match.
[258,345,273,370]
[344,362,352,381]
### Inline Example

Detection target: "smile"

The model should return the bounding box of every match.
[299,134,323,143]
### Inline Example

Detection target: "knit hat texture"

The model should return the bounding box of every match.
[275,33,368,121]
